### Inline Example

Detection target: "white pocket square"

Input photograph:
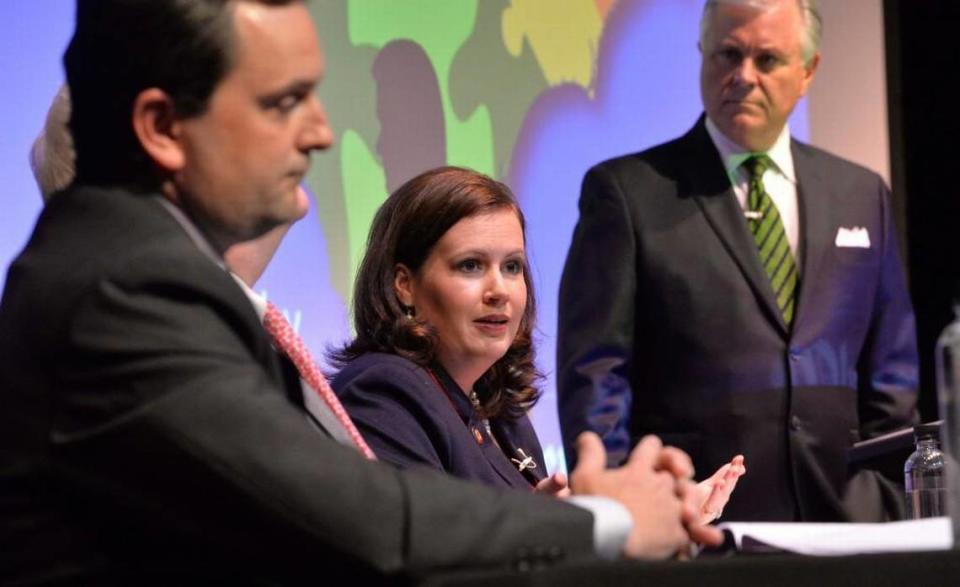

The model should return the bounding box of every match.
[835,226,871,248]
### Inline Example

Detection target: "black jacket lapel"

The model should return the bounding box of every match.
[432,368,532,488]
[791,141,832,330]
[686,118,789,335]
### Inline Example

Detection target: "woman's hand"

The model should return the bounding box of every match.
[534,472,571,498]
[692,455,746,525]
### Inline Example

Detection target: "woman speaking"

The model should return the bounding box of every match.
[331,167,743,515]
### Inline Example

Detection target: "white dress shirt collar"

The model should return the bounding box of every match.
[231,273,268,321]
[705,116,796,186]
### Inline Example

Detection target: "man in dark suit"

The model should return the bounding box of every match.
[558,0,918,523]
[0,0,721,583]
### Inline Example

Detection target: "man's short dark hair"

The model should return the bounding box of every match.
[64,0,295,189]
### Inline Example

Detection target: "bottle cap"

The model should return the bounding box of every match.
[913,422,941,442]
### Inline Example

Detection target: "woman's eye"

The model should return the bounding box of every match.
[504,260,523,275]
[458,259,482,273]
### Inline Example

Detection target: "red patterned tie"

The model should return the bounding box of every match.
[262,302,376,460]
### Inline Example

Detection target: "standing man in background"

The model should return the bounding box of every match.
[558,0,918,522]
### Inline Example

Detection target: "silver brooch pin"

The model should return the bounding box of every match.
[511,448,537,473]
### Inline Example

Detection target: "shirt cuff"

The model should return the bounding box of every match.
[567,495,633,559]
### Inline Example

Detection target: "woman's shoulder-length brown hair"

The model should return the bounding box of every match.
[329,166,541,420]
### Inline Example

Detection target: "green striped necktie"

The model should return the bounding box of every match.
[743,155,797,326]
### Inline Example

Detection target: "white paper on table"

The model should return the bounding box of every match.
[718,517,953,556]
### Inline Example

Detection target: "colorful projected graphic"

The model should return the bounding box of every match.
[295,0,810,473]
[3,0,811,474]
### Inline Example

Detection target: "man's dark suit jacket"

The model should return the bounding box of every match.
[557,117,919,523]
[0,185,593,584]
[335,353,546,490]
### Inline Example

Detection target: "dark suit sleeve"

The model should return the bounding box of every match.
[845,180,920,520]
[856,180,919,435]
[557,165,637,469]
[336,360,451,471]
[53,261,595,577]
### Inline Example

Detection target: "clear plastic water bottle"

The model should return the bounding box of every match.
[904,423,947,518]
[936,304,960,533]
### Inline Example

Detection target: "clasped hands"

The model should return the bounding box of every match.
[566,432,745,560]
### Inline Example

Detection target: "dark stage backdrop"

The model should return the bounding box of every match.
[885,0,960,422]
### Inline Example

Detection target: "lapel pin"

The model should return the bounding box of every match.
[511,448,537,473]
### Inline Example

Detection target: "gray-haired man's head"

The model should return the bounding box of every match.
[698,0,821,151]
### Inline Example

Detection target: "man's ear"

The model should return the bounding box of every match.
[800,52,821,95]
[394,263,415,307]
[131,88,185,172]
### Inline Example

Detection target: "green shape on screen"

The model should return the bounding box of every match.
[348,0,494,176]
[340,129,388,311]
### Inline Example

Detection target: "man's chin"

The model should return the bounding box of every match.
[718,117,773,151]
[291,185,311,221]
[265,187,310,227]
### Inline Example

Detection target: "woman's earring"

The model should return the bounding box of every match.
[404,306,415,320]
